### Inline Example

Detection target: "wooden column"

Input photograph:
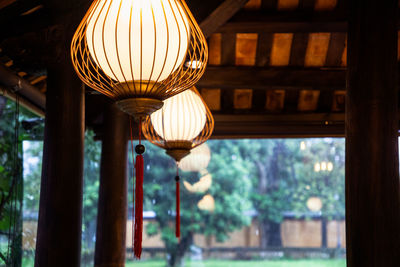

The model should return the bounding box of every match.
[94,103,129,267]
[346,1,400,266]
[34,28,85,266]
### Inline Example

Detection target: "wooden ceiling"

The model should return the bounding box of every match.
[197,0,348,137]
[0,0,392,138]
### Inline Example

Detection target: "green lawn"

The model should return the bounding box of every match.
[23,258,346,267]
[126,259,346,267]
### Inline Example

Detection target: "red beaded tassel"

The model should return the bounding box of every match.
[133,118,145,259]
[175,166,180,239]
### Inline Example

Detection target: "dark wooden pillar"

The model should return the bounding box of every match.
[321,217,327,248]
[94,103,129,267]
[346,1,400,266]
[34,29,85,266]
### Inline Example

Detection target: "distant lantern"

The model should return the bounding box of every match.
[321,161,327,171]
[314,161,333,173]
[314,163,321,172]
[183,173,212,193]
[300,141,306,150]
[307,197,323,212]
[198,194,215,212]
[179,143,211,172]
[327,162,333,171]
[142,87,214,239]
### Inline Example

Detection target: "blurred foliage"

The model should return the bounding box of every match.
[0,96,42,267]
[141,140,253,267]
[81,130,101,253]
[19,112,345,267]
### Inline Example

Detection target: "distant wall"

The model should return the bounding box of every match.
[23,218,346,250]
[125,218,346,249]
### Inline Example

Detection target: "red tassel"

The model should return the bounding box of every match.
[134,154,144,259]
[176,177,180,238]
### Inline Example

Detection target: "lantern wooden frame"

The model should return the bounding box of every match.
[71,0,208,118]
[142,87,214,161]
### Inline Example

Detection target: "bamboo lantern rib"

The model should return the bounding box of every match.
[142,87,214,162]
[71,0,208,118]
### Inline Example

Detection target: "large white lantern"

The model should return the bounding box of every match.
[71,0,208,119]
[85,0,189,82]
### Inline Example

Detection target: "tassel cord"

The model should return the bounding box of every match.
[129,117,135,253]
[175,163,180,239]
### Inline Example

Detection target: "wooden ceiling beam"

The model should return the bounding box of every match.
[219,10,348,33]
[0,0,16,10]
[200,0,249,38]
[212,113,345,138]
[0,0,42,21]
[0,0,92,41]
[197,66,346,91]
[0,10,48,41]
[219,20,347,33]
[325,32,347,66]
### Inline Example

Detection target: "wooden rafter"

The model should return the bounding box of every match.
[200,0,249,38]
[325,32,347,66]
[0,0,16,10]
[197,66,346,90]
[218,10,347,33]
[212,113,345,138]
[219,20,347,33]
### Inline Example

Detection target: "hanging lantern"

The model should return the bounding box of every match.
[71,0,208,259]
[142,87,214,239]
[198,194,215,212]
[142,87,214,161]
[306,197,323,212]
[183,173,212,193]
[71,0,208,118]
[179,143,211,172]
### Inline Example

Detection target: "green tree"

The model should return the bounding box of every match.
[81,130,101,254]
[23,141,43,212]
[291,138,345,247]
[20,129,102,261]
[0,97,40,266]
[241,139,301,248]
[142,140,252,267]
[237,138,345,248]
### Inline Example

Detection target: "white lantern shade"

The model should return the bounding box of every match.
[183,173,212,193]
[314,163,321,172]
[307,197,323,212]
[179,143,211,172]
[86,0,189,82]
[150,89,207,141]
[198,194,215,212]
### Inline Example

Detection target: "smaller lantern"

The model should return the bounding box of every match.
[142,87,214,162]
[198,194,215,212]
[183,173,212,193]
[142,87,214,238]
[179,143,211,172]
[307,197,323,212]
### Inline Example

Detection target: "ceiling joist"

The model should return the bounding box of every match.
[197,66,346,91]
[200,0,249,38]
[212,113,345,138]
